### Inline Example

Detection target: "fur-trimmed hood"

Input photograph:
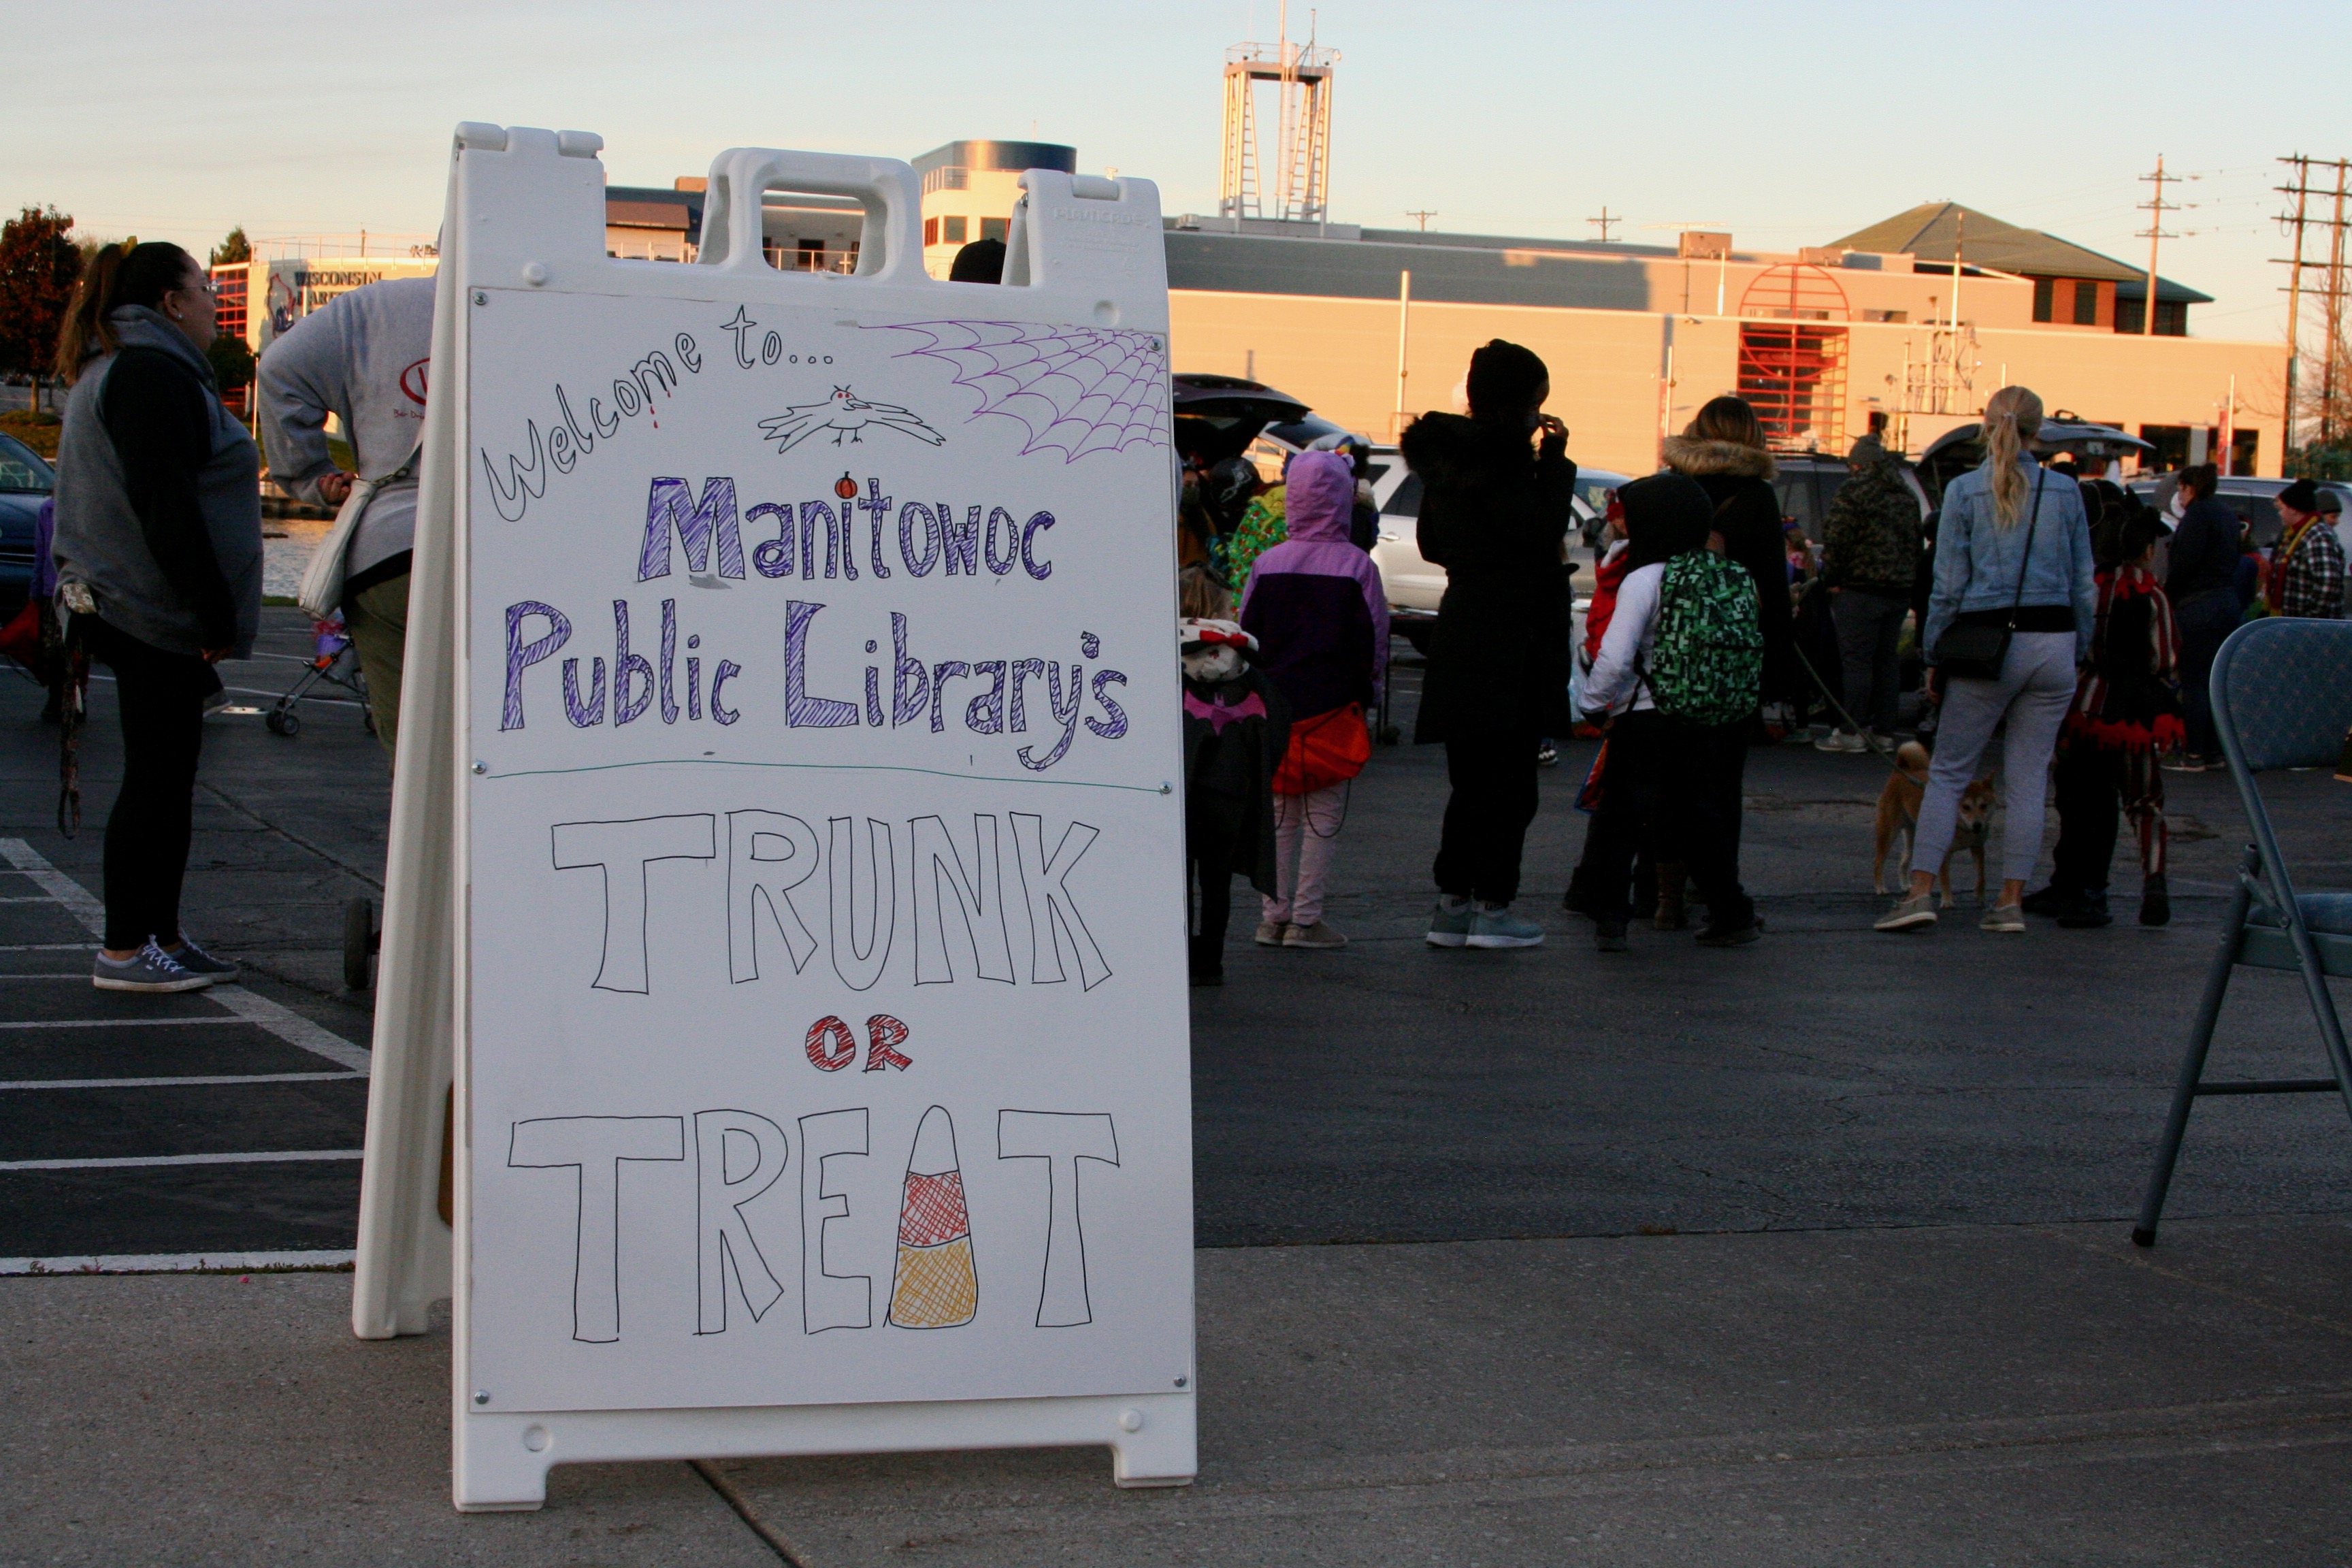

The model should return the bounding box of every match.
[1662,435,1776,481]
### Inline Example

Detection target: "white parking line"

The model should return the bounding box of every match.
[0,1018,268,1030]
[1,1249,355,1275]
[0,1072,365,1092]
[0,1149,365,1173]
[0,840,370,1075]
[0,843,104,930]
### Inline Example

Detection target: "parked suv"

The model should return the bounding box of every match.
[2124,475,2352,550]
[1771,450,1931,542]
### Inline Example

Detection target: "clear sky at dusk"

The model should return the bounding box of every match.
[13,0,2347,342]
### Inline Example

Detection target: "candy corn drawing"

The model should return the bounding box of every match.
[888,1106,977,1328]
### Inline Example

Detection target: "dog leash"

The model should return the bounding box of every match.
[1790,637,1902,760]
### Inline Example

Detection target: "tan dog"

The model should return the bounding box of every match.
[1872,741,1996,906]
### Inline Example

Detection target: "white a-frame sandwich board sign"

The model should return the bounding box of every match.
[351,124,1194,1510]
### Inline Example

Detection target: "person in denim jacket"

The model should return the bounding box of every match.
[1880,386,2095,936]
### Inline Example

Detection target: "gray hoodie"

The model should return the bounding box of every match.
[53,308,263,658]
[257,276,434,587]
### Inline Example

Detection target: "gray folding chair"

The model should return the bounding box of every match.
[2134,616,2352,1247]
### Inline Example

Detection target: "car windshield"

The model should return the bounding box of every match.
[0,434,53,493]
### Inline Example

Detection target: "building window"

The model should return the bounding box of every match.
[2116,297,2189,336]
[980,217,1008,245]
[2072,280,2098,327]
[924,216,938,247]
[2032,277,2055,323]
[943,215,968,246]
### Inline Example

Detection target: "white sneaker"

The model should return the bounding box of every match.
[1874,892,1938,932]
[1815,729,1868,753]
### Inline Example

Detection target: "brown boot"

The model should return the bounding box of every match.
[1654,863,1688,931]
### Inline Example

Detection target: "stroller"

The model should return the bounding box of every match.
[268,613,373,738]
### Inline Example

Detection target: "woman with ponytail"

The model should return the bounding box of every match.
[1877,385,2095,935]
[51,241,262,992]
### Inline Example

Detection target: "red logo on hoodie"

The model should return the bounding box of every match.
[399,357,430,406]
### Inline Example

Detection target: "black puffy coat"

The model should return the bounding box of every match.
[1401,413,1578,742]
[1661,436,1795,708]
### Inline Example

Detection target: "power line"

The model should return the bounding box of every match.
[1587,206,1619,243]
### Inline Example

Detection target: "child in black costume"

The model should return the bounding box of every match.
[1180,617,1288,985]
[2027,503,2184,928]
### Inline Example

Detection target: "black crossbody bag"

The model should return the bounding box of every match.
[1929,470,2044,683]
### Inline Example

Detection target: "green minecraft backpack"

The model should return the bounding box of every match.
[1645,553,1764,725]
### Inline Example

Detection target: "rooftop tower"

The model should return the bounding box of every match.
[1219,11,1337,226]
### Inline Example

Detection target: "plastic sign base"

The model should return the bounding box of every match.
[457,1390,1197,1510]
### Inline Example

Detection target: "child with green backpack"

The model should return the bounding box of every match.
[1574,472,1766,951]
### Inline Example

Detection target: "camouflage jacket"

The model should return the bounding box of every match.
[1820,461,1921,599]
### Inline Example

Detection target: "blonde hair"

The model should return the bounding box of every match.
[1177,565,1232,621]
[1981,385,2045,528]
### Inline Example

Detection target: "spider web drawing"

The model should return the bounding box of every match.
[866,321,1171,463]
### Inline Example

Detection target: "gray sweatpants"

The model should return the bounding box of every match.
[1913,631,2076,883]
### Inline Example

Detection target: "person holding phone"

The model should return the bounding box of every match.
[51,242,263,992]
[1403,339,1576,951]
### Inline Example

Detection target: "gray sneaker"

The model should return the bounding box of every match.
[1980,902,2027,934]
[1426,898,1474,949]
[93,938,216,993]
[162,937,238,982]
[1874,892,1938,932]
[1466,904,1545,949]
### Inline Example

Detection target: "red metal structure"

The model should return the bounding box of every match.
[1737,263,1851,452]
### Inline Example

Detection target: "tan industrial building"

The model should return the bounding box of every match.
[1161,203,2282,477]
[598,148,2285,478]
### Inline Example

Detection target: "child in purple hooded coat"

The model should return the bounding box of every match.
[1240,448,1388,949]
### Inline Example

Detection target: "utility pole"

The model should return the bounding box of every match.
[2328,159,2349,448]
[1392,269,1412,441]
[2138,154,2179,337]
[1950,208,1965,333]
[2274,154,2352,458]
[1588,206,1618,243]
[2281,154,2311,459]
[1404,210,1437,231]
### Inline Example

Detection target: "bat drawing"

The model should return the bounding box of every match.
[864,321,1172,463]
[756,386,947,453]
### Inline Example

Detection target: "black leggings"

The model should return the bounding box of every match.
[1187,802,1241,979]
[1433,729,1540,904]
[78,617,213,951]
[1576,710,1754,928]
